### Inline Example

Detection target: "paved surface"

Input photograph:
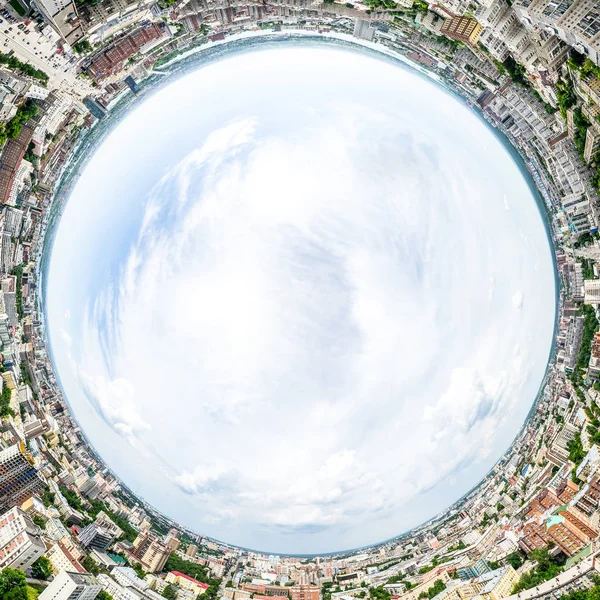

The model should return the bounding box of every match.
[0,1,94,97]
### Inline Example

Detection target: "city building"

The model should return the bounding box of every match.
[441,16,484,45]
[0,442,45,511]
[0,506,45,570]
[39,571,103,600]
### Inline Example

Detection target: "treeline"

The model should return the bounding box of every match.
[87,498,138,542]
[163,554,221,600]
[0,383,12,418]
[0,101,38,145]
[0,52,48,84]
[512,548,564,593]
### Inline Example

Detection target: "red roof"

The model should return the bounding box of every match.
[171,572,210,589]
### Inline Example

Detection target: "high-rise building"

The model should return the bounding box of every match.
[83,98,108,120]
[166,535,180,552]
[289,585,321,600]
[77,522,115,551]
[353,19,374,42]
[125,76,141,95]
[186,544,198,558]
[441,16,484,45]
[39,571,102,600]
[0,506,45,570]
[0,442,45,511]
[131,531,170,573]
[513,0,600,66]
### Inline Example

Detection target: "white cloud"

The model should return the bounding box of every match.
[45,45,556,553]
[513,291,524,310]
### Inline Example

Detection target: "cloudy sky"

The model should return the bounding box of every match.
[46,41,556,554]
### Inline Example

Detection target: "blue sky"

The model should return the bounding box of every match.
[46,42,556,553]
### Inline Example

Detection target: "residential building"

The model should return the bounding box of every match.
[39,571,102,600]
[0,506,45,570]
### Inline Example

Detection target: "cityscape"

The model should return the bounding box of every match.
[0,0,598,599]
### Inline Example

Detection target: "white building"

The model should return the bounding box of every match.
[39,571,102,600]
[0,506,45,571]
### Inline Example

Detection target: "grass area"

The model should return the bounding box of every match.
[26,584,46,600]
[9,0,26,16]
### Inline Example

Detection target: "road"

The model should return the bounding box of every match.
[0,10,94,98]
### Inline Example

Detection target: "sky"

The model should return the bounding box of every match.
[45,41,557,554]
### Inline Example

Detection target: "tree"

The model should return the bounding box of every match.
[32,515,46,530]
[505,551,524,570]
[163,585,178,600]
[0,568,28,600]
[73,39,92,54]
[132,563,145,579]
[30,557,52,581]
[97,592,114,600]
[81,556,100,576]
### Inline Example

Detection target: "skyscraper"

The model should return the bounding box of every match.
[0,442,45,511]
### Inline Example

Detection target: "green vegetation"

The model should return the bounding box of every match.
[0,53,47,84]
[0,100,39,144]
[163,554,220,600]
[30,557,52,581]
[41,489,55,507]
[32,514,46,529]
[418,580,446,599]
[0,568,28,600]
[568,51,600,79]
[73,40,92,54]
[364,0,397,9]
[418,565,434,574]
[26,585,41,600]
[574,304,599,382]
[20,363,32,388]
[572,108,591,160]
[581,258,596,279]
[162,585,177,600]
[127,562,143,579]
[511,548,564,593]
[82,556,100,576]
[9,0,26,16]
[448,540,466,552]
[164,553,209,581]
[370,587,391,600]
[0,382,13,418]
[11,264,24,320]
[97,591,113,600]
[59,485,83,511]
[88,498,138,542]
[503,56,528,87]
[556,77,577,119]
[568,432,586,466]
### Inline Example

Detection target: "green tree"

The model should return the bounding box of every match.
[32,515,45,530]
[30,557,52,581]
[163,585,178,600]
[97,592,114,600]
[73,40,92,54]
[568,433,586,466]
[505,551,524,570]
[132,563,145,579]
[81,556,100,576]
[0,568,28,600]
